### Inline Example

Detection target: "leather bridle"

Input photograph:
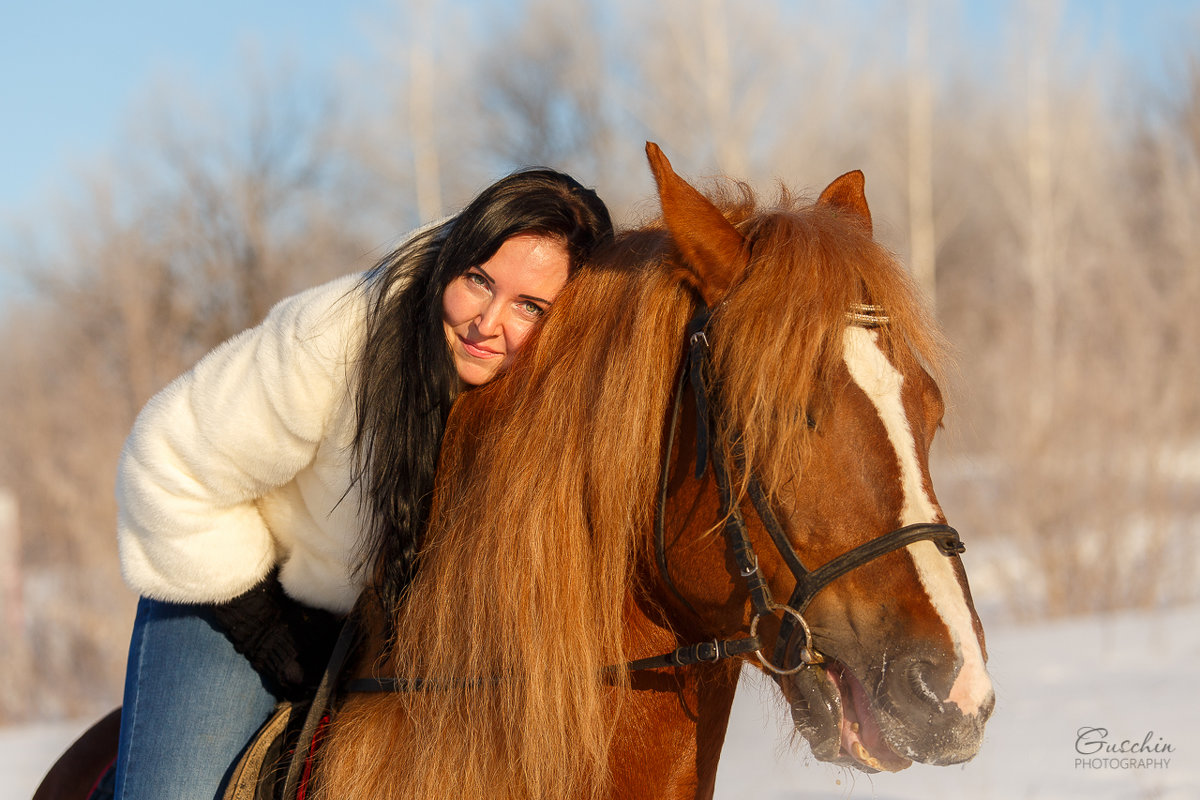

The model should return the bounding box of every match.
[343,306,967,687]
[642,305,965,675]
[291,304,966,800]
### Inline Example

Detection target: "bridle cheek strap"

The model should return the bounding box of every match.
[648,305,966,676]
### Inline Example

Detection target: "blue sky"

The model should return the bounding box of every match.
[1,0,1197,229]
[1,0,389,221]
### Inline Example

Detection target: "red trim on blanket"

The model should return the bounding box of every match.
[294,714,331,800]
[86,756,116,800]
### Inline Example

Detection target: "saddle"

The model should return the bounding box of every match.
[224,609,361,800]
[222,697,323,800]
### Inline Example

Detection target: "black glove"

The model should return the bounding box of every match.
[209,569,343,701]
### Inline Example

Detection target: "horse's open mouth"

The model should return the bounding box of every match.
[783,653,912,773]
[823,660,912,772]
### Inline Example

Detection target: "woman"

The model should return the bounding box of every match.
[112,168,613,800]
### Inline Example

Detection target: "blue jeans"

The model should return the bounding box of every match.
[114,597,278,800]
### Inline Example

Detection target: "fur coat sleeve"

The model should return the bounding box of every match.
[116,273,367,604]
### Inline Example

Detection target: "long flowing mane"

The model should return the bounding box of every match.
[315,180,946,800]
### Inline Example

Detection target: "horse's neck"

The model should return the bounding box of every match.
[602,390,749,798]
[609,591,741,800]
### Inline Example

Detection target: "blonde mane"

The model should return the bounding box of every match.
[314,182,946,800]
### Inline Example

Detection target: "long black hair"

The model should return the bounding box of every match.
[351,169,614,615]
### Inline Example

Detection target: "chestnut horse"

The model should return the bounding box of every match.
[35,144,993,800]
[311,144,993,800]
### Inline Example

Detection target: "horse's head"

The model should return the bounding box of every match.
[646,143,994,773]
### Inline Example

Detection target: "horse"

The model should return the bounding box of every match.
[35,143,993,800]
[309,143,994,800]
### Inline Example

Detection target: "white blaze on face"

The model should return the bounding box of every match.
[842,327,993,715]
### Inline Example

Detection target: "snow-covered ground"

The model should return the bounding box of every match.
[713,602,1199,800]
[7,603,1198,800]
[4,719,97,800]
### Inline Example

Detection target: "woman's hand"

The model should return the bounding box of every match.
[209,570,342,701]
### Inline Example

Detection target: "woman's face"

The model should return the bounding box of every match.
[442,233,570,385]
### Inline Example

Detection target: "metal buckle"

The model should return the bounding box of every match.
[749,602,823,675]
[938,533,966,555]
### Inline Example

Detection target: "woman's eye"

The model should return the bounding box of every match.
[467,272,488,287]
[520,300,546,317]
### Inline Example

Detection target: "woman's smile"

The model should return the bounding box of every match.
[442,233,570,385]
[458,335,502,358]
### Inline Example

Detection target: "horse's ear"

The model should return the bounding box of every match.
[646,142,748,306]
[817,170,872,235]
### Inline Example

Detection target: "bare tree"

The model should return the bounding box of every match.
[616,0,786,182]
[470,0,615,185]
[906,0,938,308]
[0,68,372,721]
[408,0,444,222]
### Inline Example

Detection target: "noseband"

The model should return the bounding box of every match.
[643,306,965,675]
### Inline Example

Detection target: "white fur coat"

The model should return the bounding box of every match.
[116,272,372,613]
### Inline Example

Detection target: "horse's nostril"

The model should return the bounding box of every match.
[906,659,943,707]
[893,652,994,723]
[889,654,961,714]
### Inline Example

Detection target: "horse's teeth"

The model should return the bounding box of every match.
[852,741,885,770]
